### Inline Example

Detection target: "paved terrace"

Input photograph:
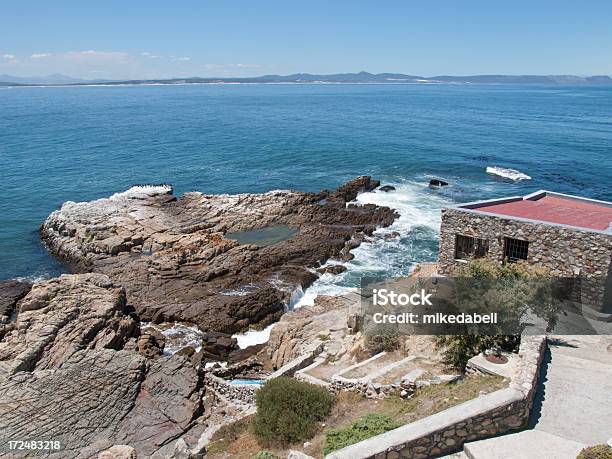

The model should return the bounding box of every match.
[456,335,612,459]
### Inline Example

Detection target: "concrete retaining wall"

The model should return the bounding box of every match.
[326,335,547,459]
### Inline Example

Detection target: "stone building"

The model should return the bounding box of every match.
[438,190,612,313]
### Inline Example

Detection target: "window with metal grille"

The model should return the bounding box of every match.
[504,237,529,262]
[455,235,489,260]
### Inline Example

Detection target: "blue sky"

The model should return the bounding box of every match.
[1,1,611,79]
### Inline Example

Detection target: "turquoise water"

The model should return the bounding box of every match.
[1,84,611,282]
[229,379,265,386]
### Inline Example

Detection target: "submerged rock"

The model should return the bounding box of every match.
[429,178,449,187]
[317,265,348,275]
[41,177,397,334]
[378,185,396,192]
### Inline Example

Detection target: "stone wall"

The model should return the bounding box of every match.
[326,335,547,459]
[438,208,612,311]
[203,374,259,405]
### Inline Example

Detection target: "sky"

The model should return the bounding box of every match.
[1,1,612,80]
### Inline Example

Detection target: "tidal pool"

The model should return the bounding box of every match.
[225,225,298,247]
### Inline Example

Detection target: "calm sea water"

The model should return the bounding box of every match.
[1,84,611,285]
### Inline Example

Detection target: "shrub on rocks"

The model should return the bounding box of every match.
[252,377,334,446]
[365,331,401,354]
[577,445,612,459]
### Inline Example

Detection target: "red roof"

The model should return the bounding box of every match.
[471,195,612,231]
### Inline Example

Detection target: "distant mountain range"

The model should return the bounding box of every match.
[0,73,113,85]
[2,71,611,86]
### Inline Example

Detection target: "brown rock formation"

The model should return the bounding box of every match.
[41,177,397,333]
[0,274,205,458]
[266,293,362,369]
[0,279,32,341]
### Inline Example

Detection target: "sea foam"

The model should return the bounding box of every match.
[232,324,275,349]
[486,166,531,181]
[294,179,452,308]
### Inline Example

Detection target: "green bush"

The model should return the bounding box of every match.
[252,377,334,446]
[577,445,612,459]
[323,414,402,455]
[434,259,557,370]
[365,332,401,354]
[251,451,280,459]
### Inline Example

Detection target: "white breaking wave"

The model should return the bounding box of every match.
[144,179,451,348]
[486,166,531,181]
[294,179,452,308]
[232,324,275,349]
[15,274,52,284]
[142,322,205,355]
[221,284,260,296]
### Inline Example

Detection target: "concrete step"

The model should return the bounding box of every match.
[463,430,585,459]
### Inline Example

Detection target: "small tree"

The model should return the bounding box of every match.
[252,377,334,446]
[435,259,559,369]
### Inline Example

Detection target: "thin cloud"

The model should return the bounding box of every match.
[234,63,261,68]
[141,52,162,59]
[204,63,262,70]
[67,50,129,59]
[4,49,264,79]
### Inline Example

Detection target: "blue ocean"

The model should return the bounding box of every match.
[1,84,611,291]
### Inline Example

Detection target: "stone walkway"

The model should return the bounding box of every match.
[529,335,612,445]
[447,335,612,459]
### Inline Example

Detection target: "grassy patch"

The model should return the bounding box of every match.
[251,452,281,459]
[323,413,402,455]
[305,374,506,458]
[381,374,507,423]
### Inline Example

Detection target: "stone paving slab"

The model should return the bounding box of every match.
[467,352,518,379]
[530,336,612,445]
[463,430,585,459]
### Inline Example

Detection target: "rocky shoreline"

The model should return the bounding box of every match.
[40,176,396,335]
[0,177,398,457]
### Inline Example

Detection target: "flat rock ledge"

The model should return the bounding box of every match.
[41,177,397,333]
